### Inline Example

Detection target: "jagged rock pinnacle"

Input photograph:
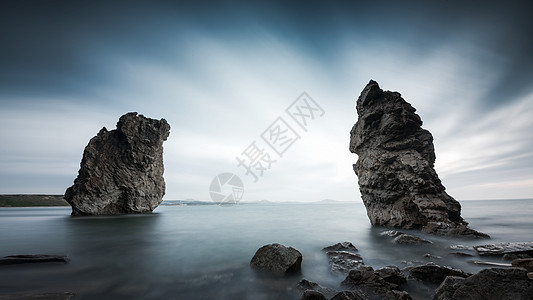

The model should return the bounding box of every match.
[350,80,488,238]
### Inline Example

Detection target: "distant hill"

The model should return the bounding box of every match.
[160,200,215,206]
[0,195,69,207]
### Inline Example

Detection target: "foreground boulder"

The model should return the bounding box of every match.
[349,80,488,238]
[65,112,170,216]
[433,268,533,300]
[250,243,302,275]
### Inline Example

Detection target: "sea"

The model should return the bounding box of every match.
[0,199,532,300]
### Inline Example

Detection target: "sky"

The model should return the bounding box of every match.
[1,0,532,202]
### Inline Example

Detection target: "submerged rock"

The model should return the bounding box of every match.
[474,242,533,256]
[65,112,170,216]
[433,268,533,300]
[323,242,358,252]
[349,80,488,238]
[380,230,433,245]
[297,279,336,296]
[408,263,471,284]
[0,292,76,299]
[393,234,433,245]
[250,243,302,275]
[0,254,69,265]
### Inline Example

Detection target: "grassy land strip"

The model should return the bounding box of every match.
[0,195,69,207]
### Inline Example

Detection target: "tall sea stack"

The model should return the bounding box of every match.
[349,80,488,238]
[65,112,170,216]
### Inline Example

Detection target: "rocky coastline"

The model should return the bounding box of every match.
[250,238,533,300]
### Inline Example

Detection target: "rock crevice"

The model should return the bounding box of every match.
[349,80,488,238]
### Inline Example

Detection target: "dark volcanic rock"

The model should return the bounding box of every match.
[323,242,358,252]
[0,255,69,265]
[512,258,533,272]
[349,80,488,238]
[330,290,369,300]
[250,243,302,275]
[393,234,433,245]
[503,253,532,260]
[326,251,364,274]
[297,280,337,296]
[65,112,170,216]
[341,265,412,299]
[299,290,327,300]
[376,266,407,285]
[408,263,471,284]
[474,242,533,256]
[380,230,433,245]
[432,268,533,300]
[0,292,76,299]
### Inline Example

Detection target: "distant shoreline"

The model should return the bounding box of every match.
[0,194,69,207]
[1,195,531,208]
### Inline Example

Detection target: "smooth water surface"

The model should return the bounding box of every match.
[0,200,532,299]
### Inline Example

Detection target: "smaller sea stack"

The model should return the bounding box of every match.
[65,112,170,216]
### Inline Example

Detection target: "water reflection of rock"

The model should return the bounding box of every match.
[63,214,161,298]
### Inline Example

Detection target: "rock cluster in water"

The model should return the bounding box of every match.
[349,80,488,238]
[252,238,533,300]
[65,112,170,216]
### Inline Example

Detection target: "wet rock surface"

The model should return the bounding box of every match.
[330,290,369,300]
[299,290,328,300]
[297,279,337,296]
[65,112,170,216]
[512,258,533,272]
[295,239,533,300]
[408,263,471,284]
[323,242,358,252]
[474,241,533,256]
[432,267,533,300]
[349,80,488,238]
[376,266,407,286]
[326,251,364,274]
[380,230,433,245]
[341,265,412,300]
[250,243,302,275]
[394,234,433,245]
